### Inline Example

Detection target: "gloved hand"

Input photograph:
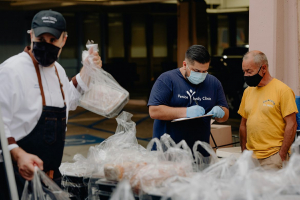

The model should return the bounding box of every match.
[207,106,225,118]
[186,105,205,118]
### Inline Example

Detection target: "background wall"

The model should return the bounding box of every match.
[249,0,300,95]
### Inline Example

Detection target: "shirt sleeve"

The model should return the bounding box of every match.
[76,73,89,93]
[238,88,248,119]
[66,72,91,111]
[280,88,298,118]
[63,72,81,111]
[147,76,172,106]
[216,80,229,109]
[0,67,22,151]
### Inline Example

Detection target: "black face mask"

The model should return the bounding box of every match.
[32,42,60,67]
[244,66,263,87]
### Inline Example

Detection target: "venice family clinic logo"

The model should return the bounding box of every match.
[186,89,195,104]
[178,89,210,104]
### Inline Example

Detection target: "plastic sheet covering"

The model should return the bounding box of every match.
[158,138,300,200]
[109,138,300,200]
[60,110,300,200]
[60,111,203,199]
[110,180,135,200]
[21,167,69,200]
[61,175,89,200]
[193,140,219,171]
[128,135,195,195]
[79,40,129,118]
[60,112,142,177]
[59,112,146,199]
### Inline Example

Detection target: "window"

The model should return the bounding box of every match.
[131,16,147,58]
[153,16,167,57]
[108,13,124,58]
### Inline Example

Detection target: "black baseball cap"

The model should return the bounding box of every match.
[31,10,66,39]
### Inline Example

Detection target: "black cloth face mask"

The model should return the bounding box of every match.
[32,42,60,67]
[244,66,263,87]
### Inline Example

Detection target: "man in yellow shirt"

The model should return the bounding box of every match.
[238,50,298,170]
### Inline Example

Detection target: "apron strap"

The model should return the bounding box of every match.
[24,46,66,106]
[25,48,47,106]
[54,65,66,105]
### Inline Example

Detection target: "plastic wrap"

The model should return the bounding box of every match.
[193,140,219,171]
[107,137,300,200]
[130,161,189,195]
[93,112,150,180]
[157,139,300,200]
[160,134,176,151]
[59,154,95,177]
[61,175,89,200]
[110,180,135,200]
[21,167,69,200]
[127,136,194,196]
[63,111,300,200]
[79,40,129,118]
[60,111,148,199]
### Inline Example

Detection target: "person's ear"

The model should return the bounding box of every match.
[262,64,267,73]
[61,35,67,48]
[183,61,187,69]
[30,30,33,40]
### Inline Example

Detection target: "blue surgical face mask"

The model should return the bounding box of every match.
[186,65,208,85]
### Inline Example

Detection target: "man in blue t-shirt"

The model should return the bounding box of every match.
[148,45,229,156]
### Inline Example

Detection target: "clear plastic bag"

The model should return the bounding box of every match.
[21,167,69,200]
[129,136,194,196]
[79,40,129,118]
[193,140,219,171]
[61,175,89,200]
[110,180,135,200]
[155,145,300,200]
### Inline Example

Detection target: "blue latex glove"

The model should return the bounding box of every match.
[207,106,225,118]
[186,105,205,118]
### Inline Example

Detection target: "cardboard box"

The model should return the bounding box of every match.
[210,124,233,149]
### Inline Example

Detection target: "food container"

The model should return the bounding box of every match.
[61,174,89,200]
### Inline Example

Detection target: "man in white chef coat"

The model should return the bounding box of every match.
[0,10,102,198]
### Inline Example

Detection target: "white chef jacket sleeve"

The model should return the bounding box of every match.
[0,67,22,151]
[76,73,89,92]
[66,73,88,111]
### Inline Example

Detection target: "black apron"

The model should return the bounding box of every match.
[0,51,67,199]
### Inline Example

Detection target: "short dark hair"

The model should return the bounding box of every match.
[185,45,210,65]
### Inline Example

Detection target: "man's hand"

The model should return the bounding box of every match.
[207,106,225,118]
[279,150,287,161]
[80,47,102,87]
[239,117,247,152]
[82,47,102,70]
[88,47,102,69]
[279,113,297,161]
[11,147,43,180]
[186,105,205,118]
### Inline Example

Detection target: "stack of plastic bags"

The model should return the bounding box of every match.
[60,111,209,199]
[60,110,300,200]
[111,138,300,200]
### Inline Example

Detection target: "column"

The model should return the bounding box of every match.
[249,0,300,95]
[177,0,209,67]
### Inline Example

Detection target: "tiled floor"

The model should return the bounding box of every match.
[62,100,241,163]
